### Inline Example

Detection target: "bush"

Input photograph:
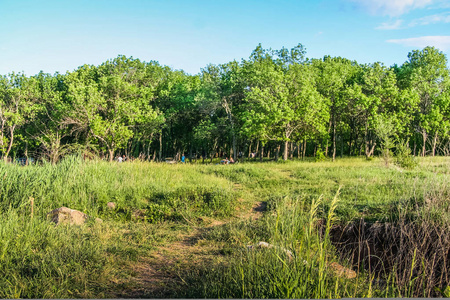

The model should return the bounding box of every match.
[315,147,326,162]
[395,140,418,169]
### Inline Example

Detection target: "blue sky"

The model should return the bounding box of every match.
[0,0,449,76]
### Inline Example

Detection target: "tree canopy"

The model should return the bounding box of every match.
[1,45,449,163]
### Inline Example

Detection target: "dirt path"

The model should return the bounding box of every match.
[118,190,266,298]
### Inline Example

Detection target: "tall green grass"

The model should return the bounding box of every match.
[0,156,241,298]
[171,157,450,298]
[178,191,372,298]
[0,156,239,220]
[0,156,448,298]
[0,212,112,298]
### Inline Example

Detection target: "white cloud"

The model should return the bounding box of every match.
[386,36,450,50]
[376,19,404,29]
[409,12,450,26]
[349,0,433,16]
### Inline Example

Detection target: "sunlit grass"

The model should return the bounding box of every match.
[0,156,448,298]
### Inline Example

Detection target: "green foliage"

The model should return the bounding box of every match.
[375,116,397,167]
[0,45,449,162]
[241,46,329,161]
[315,146,327,162]
[144,203,175,223]
[395,140,418,169]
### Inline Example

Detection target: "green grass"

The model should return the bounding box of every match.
[0,155,449,298]
[0,156,239,220]
[178,192,371,298]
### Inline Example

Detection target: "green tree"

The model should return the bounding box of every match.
[242,45,328,161]
[65,57,163,161]
[156,69,202,160]
[0,73,35,162]
[374,115,397,167]
[28,72,77,163]
[344,63,419,158]
[399,47,450,156]
[313,56,357,160]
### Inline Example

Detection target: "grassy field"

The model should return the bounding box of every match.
[0,156,449,298]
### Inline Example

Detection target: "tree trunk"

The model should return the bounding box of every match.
[255,140,259,161]
[223,97,237,161]
[232,135,237,161]
[159,133,162,161]
[367,140,376,158]
[248,141,252,161]
[3,125,16,163]
[260,145,264,162]
[290,142,294,159]
[25,142,28,165]
[275,145,280,161]
[303,139,307,159]
[297,142,301,159]
[108,149,114,162]
[348,129,353,156]
[332,114,336,161]
[146,140,151,160]
[326,117,332,158]
[422,129,427,157]
[0,120,4,161]
[364,123,369,158]
[432,132,438,157]
[283,140,288,161]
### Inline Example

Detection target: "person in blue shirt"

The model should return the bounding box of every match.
[181,154,185,163]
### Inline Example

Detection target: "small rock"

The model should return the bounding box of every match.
[107,202,116,210]
[257,241,272,249]
[247,241,294,261]
[328,262,357,279]
[47,207,101,225]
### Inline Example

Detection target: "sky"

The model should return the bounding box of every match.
[0,0,449,76]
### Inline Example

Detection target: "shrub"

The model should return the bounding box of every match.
[395,140,418,169]
[315,147,326,162]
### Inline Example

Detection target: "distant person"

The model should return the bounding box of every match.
[117,156,123,163]
[229,157,235,164]
[221,157,229,164]
[181,154,186,163]
[122,155,127,162]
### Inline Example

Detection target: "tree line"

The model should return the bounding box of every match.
[0,44,449,163]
